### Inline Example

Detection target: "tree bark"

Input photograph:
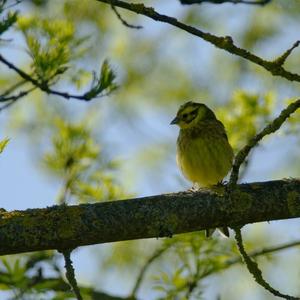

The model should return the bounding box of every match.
[0,179,299,256]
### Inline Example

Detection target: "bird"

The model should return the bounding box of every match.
[170,101,234,237]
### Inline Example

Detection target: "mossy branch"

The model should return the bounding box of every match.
[0,179,299,256]
[226,98,300,298]
[273,41,300,67]
[229,98,300,187]
[234,227,299,300]
[96,0,300,82]
[179,0,272,5]
[59,249,83,300]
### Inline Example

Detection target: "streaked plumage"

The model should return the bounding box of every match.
[171,101,233,237]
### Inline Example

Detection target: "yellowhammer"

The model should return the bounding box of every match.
[171,101,233,237]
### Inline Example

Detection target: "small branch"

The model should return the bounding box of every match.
[0,100,18,112]
[180,239,300,295]
[196,240,300,281]
[274,40,300,67]
[130,245,171,297]
[4,0,23,10]
[0,54,112,101]
[0,87,36,112]
[244,240,300,259]
[57,169,74,205]
[229,98,300,187]
[238,157,250,181]
[96,0,300,83]
[0,54,43,88]
[234,227,299,300]
[60,249,83,300]
[0,87,35,103]
[1,79,27,97]
[111,5,143,29]
[179,0,272,5]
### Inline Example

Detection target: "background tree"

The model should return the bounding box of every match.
[0,0,300,299]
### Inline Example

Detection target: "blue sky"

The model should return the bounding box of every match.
[0,1,300,299]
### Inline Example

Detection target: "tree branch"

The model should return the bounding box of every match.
[60,249,83,300]
[96,0,300,82]
[234,227,299,299]
[0,179,299,256]
[0,54,116,101]
[111,5,143,29]
[1,79,27,97]
[0,87,36,112]
[199,240,300,279]
[179,238,300,298]
[130,245,171,297]
[179,0,272,5]
[0,87,35,103]
[229,98,300,187]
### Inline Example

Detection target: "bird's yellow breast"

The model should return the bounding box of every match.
[177,124,233,187]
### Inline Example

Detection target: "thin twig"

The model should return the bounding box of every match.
[229,99,300,187]
[57,170,74,205]
[244,240,300,259]
[96,0,300,82]
[60,249,83,300]
[111,5,142,29]
[224,98,300,298]
[131,238,300,299]
[175,238,300,297]
[0,100,18,112]
[0,54,110,101]
[130,244,171,297]
[3,0,23,10]
[0,87,36,112]
[180,0,272,5]
[234,227,300,300]
[274,40,300,67]
[1,79,27,97]
[213,240,300,276]
[0,86,36,102]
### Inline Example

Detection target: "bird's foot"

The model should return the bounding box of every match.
[187,183,201,192]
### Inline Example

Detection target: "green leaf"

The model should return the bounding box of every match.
[18,16,88,83]
[0,11,18,35]
[83,59,118,100]
[0,138,9,153]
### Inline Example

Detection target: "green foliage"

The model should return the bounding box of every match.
[18,16,88,83]
[153,233,236,299]
[83,59,118,100]
[16,15,117,100]
[0,258,26,291]
[218,91,275,151]
[0,251,132,300]
[0,138,8,153]
[1,0,300,299]
[44,117,99,176]
[43,115,126,204]
[0,253,59,298]
[0,9,17,36]
[0,252,72,299]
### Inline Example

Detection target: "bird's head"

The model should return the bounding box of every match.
[170,101,216,129]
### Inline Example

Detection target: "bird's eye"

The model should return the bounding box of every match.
[182,113,188,119]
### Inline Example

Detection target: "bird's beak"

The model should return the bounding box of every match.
[170,116,179,125]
